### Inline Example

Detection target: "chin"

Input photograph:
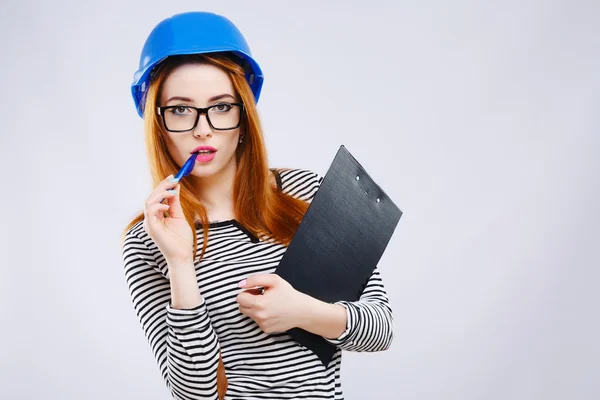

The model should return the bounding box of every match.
[189,163,224,178]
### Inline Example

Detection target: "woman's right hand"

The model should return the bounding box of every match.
[143,174,194,266]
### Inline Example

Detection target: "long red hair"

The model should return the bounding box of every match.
[122,54,309,399]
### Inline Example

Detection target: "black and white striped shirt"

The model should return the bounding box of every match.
[122,169,394,400]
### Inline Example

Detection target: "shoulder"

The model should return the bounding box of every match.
[122,220,168,278]
[122,220,155,260]
[122,220,146,252]
[270,168,323,202]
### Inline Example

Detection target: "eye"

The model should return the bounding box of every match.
[213,103,233,113]
[168,106,192,116]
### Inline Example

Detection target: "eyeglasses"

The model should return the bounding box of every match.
[157,102,244,132]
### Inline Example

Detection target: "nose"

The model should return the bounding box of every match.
[193,113,213,138]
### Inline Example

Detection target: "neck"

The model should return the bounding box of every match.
[189,160,237,221]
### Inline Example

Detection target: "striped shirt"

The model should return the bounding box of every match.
[122,168,394,400]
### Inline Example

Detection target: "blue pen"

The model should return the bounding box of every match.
[172,151,199,182]
[161,152,198,203]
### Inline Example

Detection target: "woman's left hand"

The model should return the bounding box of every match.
[236,274,310,334]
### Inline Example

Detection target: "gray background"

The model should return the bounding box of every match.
[1,0,598,399]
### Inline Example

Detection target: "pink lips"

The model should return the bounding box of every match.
[192,146,217,163]
[195,152,216,162]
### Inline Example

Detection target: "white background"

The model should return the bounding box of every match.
[1,0,598,399]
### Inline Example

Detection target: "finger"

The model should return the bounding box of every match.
[147,203,170,219]
[146,202,170,213]
[147,186,179,207]
[241,274,280,289]
[144,203,170,232]
[159,174,182,192]
[162,174,177,186]
[238,305,253,317]
[144,197,172,216]
[236,291,258,308]
[166,184,185,219]
[144,174,179,204]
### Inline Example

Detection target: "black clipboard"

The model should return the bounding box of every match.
[275,145,402,366]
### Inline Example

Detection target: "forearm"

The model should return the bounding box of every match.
[325,299,394,351]
[324,269,394,352]
[297,294,347,339]
[123,231,219,399]
[168,260,203,309]
[165,261,219,399]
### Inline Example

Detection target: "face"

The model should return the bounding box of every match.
[159,63,243,180]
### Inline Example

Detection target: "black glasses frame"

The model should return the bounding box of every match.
[157,102,244,132]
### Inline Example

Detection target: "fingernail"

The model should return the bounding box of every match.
[169,177,179,183]
[167,189,177,194]
[238,279,247,287]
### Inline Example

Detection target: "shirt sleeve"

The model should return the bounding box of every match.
[325,268,394,351]
[275,168,322,202]
[122,221,220,400]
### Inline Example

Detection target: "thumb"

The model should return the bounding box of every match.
[236,291,257,308]
[240,273,280,289]
[167,184,185,219]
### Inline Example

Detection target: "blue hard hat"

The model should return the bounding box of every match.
[131,11,264,118]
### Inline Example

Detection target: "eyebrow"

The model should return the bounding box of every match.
[166,94,236,104]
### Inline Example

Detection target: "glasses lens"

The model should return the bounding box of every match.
[163,106,198,132]
[208,103,241,130]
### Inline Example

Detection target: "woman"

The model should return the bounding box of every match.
[122,11,394,400]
